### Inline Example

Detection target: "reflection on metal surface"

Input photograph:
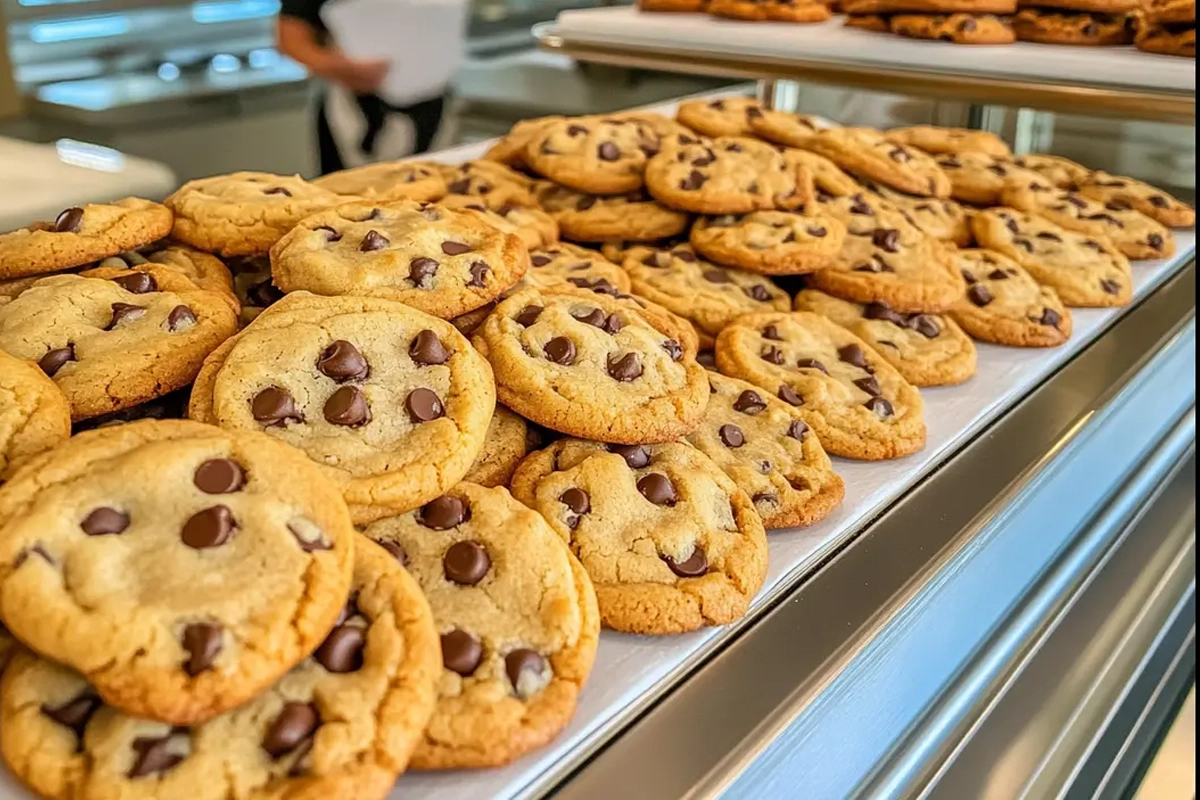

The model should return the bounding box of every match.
[54,137,125,170]
[29,12,129,42]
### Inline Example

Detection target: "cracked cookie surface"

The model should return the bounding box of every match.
[360,483,599,768]
[0,537,439,800]
[948,249,1073,347]
[189,293,495,524]
[0,350,71,481]
[0,419,355,725]
[510,440,768,634]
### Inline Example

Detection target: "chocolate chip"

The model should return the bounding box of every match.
[1150,195,1169,208]
[106,302,146,330]
[1005,217,1020,234]
[838,344,869,369]
[1063,193,1088,209]
[958,17,977,31]
[442,241,472,256]
[864,302,906,327]
[264,186,292,197]
[703,269,732,284]
[1082,239,1105,251]
[637,473,677,506]
[572,307,608,328]
[719,424,745,448]
[567,123,589,136]
[247,279,283,307]
[401,334,449,372]
[314,625,366,673]
[419,495,469,529]
[111,273,157,294]
[167,305,196,331]
[1039,307,1062,326]
[598,142,620,161]
[318,340,369,381]
[181,505,237,549]
[359,230,389,252]
[854,376,882,397]
[263,703,320,759]
[674,248,698,263]
[761,346,785,365]
[680,170,707,190]
[663,546,707,577]
[128,731,188,778]
[1106,199,1133,211]
[609,444,651,468]
[1147,233,1165,251]
[697,351,717,369]
[662,339,683,361]
[505,649,548,698]
[986,269,1011,281]
[43,694,101,739]
[888,147,911,163]
[1014,238,1034,253]
[544,337,577,365]
[515,305,543,326]
[380,541,408,564]
[409,256,438,286]
[251,387,303,426]
[441,629,483,676]
[1101,279,1121,295]
[324,386,371,427]
[807,226,828,238]
[39,345,75,377]
[444,541,491,586]
[733,390,766,415]
[406,388,444,422]
[759,324,784,341]
[871,229,901,253]
[864,396,893,417]
[607,352,643,382]
[692,154,716,167]
[575,196,598,212]
[468,261,489,287]
[778,384,803,406]
[787,419,809,440]
[315,225,342,242]
[181,622,223,676]
[796,358,827,373]
[745,284,771,302]
[968,284,993,307]
[1082,22,1099,35]
[54,207,84,233]
[603,313,624,334]
[560,488,591,529]
[81,507,128,536]
[962,270,978,284]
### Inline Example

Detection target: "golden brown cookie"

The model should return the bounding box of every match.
[0,350,72,481]
[536,184,690,243]
[462,406,535,488]
[884,125,1012,158]
[709,0,833,21]
[313,160,449,203]
[1011,9,1136,45]
[948,248,1073,347]
[675,96,763,138]
[891,13,1017,43]
[802,127,953,197]
[1077,172,1196,228]
[690,209,847,274]
[645,136,811,214]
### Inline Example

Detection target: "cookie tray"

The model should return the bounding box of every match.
[0,99,1195,800]
[538,7,1195,122]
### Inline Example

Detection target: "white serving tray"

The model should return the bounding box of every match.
[0,94,1194,800]
[552,7,1196,95]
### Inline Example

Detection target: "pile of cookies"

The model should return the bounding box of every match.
[1,96,1194,796]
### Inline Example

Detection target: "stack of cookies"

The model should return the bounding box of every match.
[843,0,1019,44]
[1011,0,1139,47]
[1135,0,1196,55]
[1,96,1195,796]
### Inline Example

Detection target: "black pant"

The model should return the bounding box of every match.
[316,93,446,175]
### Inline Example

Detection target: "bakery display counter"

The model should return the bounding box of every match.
[535,7,1195,123]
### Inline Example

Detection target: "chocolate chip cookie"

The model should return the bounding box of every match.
[0,268,238,422]
[0,350,71,481]
[891,13,1017,43]
[441,196,560,252]
[313,160,449,203]
[645,136,811,214]
[1145,0,1195,25]
[0,537,440,799]
[0,419,356,724]
[884,125,1012,158]
[104,244,238,312]
[689,209,847,274]
[812,231,967,313]
[0,199,174,280]
[715,311,927,460]
[1135,22,1196,56]
[270,200,529,320]
[934,151,1045,206]
[675,96,762,138]
[686,373,844,529]
[745,108,824,149]
[622,243,791,344]
[188,293,495,524]
[525,242,632,295]
[1077,172,1196,228]
[524,118,660,196]
[437,160,540,210]
[1011,8,1135,45]
[949,248,1073,347]
[868,184,974,245]
[793,289,977,386]
[536,184,691,243]
[475,286,709,444]
[166,172,349,258]
[484,116,566,168]
[971,208,1133,307]
[1009,153,1093,189]
[788,149,864,197]
[803,127,953,198]
[227,255,282,325]
[510,439,768,634]
[1001,180,1175,260]
[462,406,535,488]
[361,483,599,767]
[709,0,833,21]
